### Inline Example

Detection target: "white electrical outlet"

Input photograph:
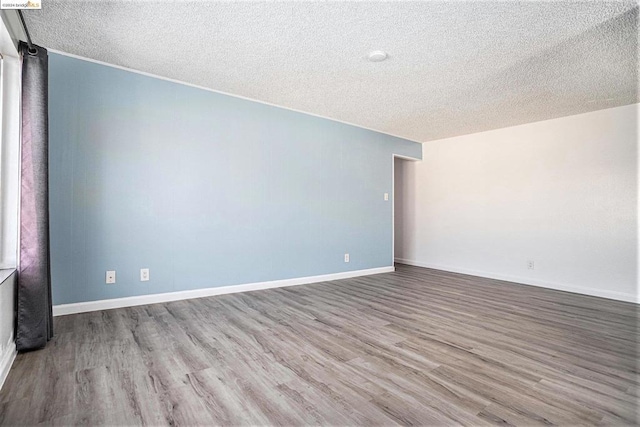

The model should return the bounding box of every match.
[384,193,389,201]
[106,270,116,284]
[527,260,535,270]
[140,268,150,282]
[344,253,350,263]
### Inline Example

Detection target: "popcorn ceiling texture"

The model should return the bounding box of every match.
[24,1,638,142]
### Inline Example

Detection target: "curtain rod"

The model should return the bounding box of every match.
[17,10,37,54]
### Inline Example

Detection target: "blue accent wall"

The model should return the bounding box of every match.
[48,53,422,305]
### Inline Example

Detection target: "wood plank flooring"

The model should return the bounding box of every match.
[0,263,638,426]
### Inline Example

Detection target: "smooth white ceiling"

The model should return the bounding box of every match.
[24,1,638,142]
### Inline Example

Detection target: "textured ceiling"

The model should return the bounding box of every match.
[24,1,639,142]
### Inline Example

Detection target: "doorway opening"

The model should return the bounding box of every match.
[392,156,413,266]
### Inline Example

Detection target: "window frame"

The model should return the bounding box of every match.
[0,16,20,270]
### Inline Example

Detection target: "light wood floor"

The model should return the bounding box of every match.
[0,264,638,426]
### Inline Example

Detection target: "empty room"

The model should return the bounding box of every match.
[0,1,638,426]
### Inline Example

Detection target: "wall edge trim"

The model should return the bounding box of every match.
[394,258,639,304]
[53,266,396,316]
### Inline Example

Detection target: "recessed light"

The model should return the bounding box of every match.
[368,51,388,62]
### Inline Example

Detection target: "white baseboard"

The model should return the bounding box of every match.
[53,266,395,316]
[0,336,16,392]
[394,258,639,304]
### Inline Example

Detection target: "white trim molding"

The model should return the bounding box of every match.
[395,258,639,304]
[53,266,395,316]
[0,334,16,392]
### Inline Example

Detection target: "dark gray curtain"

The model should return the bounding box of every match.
[16,42,53,352]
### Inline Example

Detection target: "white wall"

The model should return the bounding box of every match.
[0,54,20,269]
[0,13,20,391]
[0,271,16,390]
[395,104,638,303]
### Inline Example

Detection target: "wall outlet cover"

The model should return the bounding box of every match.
[106,270,116,284]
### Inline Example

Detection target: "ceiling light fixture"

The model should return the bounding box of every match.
[368,51,388,62]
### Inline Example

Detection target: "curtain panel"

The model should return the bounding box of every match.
[16,42,53,352]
